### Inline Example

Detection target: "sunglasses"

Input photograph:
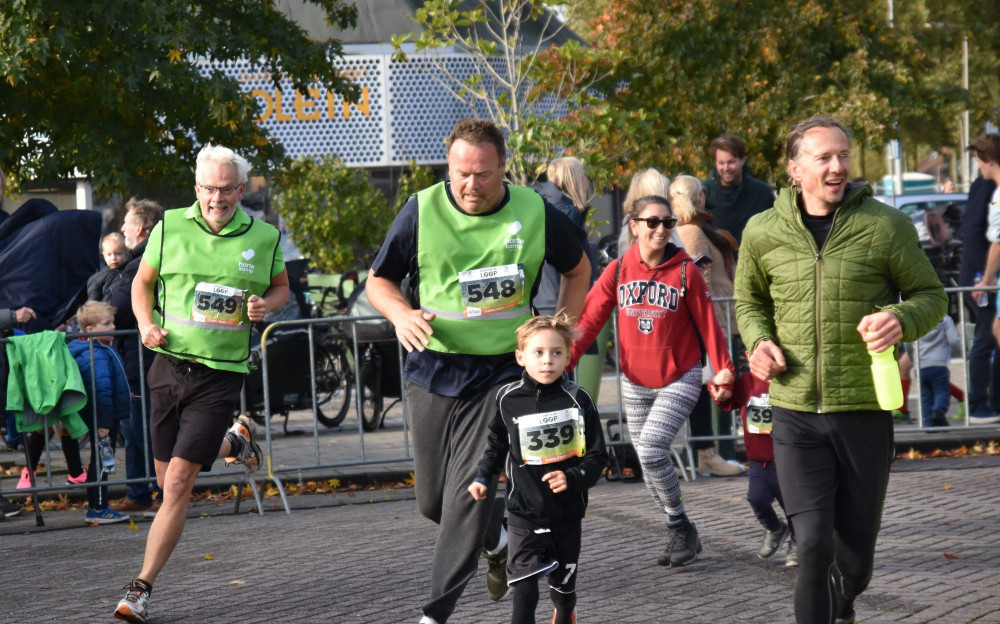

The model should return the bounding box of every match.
[632,216,677,230]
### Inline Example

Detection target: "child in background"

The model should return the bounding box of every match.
[710,366,797,566]
[906,315,961,428]
[69,301,132,524]
[469,316,608,624]
[87,233,128,303]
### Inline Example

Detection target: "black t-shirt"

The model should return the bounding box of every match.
[799,204,836,251]
[370,182,587,397]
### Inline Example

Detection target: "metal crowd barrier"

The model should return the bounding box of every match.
[3,285,1000,520]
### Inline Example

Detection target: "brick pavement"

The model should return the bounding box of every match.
[2,455,998,623]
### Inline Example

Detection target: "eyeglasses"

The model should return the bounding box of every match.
[632,216,677,230]
[199,183,241,196]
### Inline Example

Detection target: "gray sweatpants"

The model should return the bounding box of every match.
[406,380,508,623]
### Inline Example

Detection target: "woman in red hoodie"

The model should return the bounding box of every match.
[570,194,735,567]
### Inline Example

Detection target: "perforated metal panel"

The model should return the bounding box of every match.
[203,54,566,167]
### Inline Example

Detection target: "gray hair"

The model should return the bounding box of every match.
[196,144,251,185]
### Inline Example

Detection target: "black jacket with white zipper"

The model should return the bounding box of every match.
[476,371,608,531]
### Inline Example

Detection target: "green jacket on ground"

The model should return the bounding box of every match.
[734,183,947,413]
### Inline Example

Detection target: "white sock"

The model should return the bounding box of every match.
[419,616,441,624]
[486,524,508,555]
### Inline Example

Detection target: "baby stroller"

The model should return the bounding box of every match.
[346,279,402,431]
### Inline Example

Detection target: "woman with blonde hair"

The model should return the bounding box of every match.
[668,174,744,478]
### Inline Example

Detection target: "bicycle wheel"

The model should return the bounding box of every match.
[314,344,352,428]
[359,362,384,432]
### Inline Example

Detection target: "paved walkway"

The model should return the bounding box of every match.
[2,454,998,623]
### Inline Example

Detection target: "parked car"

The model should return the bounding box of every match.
[875,192,968,319]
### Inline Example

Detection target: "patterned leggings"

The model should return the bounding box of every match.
[621,365,701,519]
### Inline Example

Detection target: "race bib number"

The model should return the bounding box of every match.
[191,282,247,327]
[746,394,773,435]
[458,264,525,318]
[515,408,585,465]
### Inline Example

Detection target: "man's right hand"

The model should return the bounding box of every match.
[139,323,169,349]
[392,309,436,353]
[750,339,787,382]
[14,307,36,323]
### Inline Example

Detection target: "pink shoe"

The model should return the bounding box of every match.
[67,470,88,485]
[16,467,35,489]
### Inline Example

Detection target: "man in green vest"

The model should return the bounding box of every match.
[113,145,289,624]
[367,119,591,624]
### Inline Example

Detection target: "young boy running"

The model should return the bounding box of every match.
[469,315,608,624]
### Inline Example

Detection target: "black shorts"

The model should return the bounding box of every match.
[771,407,894,534]
[148,354,244,471]
[507,524,582,593]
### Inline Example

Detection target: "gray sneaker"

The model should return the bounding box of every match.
[114,579,151,623]
[225,414,262,472]
[784,540,798,567]
[483,545,510,601]
[758,519,790,559]
[661,519,702,567]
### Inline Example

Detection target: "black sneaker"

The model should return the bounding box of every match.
[664,520,702,567]
[1,495,24,518]
[758,519,790,559]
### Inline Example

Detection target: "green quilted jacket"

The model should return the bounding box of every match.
[734,183,947,413]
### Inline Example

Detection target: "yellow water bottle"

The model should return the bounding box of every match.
[869,347,903,410]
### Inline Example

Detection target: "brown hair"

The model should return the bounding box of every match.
[125,197,164,232]
[784,116,850,161]
[77,301,116,331]
[967,134,1000,165]
[710,135,747,160]
[446,118,506,163]
[516,314,577,351]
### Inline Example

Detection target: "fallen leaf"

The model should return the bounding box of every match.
[204,555,214,560]
[228,580,245,585]
[127,520,139,531]
[943,553,958,560]
[40,586,51,590]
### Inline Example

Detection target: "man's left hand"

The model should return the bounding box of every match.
[247,295,268,322]
[857,310,902,353]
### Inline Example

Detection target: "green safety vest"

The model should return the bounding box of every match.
[416,182,545,354]
[152,206,280,372]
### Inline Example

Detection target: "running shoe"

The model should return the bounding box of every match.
[67,470,88,485]
[225,414,262,472]
[1,495,24,518]
[658,519,702,566]
[784,540,798,567]
[758,519,790,559]
[16,467,35,490]
[86,507,130,525]
[483,544,510,601]
[114,579,151,623]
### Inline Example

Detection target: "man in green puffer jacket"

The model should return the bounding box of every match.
[735,116,946,624]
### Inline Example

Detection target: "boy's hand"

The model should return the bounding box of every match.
[98,428,110,437]
[541,471,567,493]
[468,482,487,500]
[712,368,734,386]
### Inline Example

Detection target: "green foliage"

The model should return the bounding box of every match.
[0,0,358,196]
[395,161,437,206]
[273,155,393,273]
[392,0,627,196]
[570,0,1000,186]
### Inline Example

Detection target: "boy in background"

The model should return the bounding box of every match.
[907,315,961,428]
[469,315,607,624]
[87,233,129,303]
[69,301,132,524]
